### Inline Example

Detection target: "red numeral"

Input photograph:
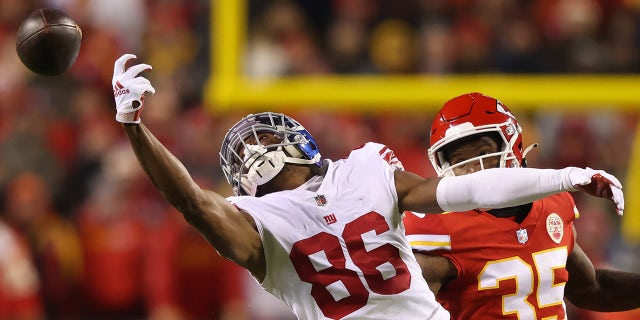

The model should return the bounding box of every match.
[291,233,368,319]
[290,212,411,319]
[344,212,411,294]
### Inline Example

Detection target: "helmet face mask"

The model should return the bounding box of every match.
[428,93,524,177]
[220,112,322,196]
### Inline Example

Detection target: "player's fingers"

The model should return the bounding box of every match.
[131,83,156,95]
[589,168,623,189]
[129,76,152,87]
[611,186,625,215]
[123,63,152,79]
[114,54,137,77]
[129,77,155,93]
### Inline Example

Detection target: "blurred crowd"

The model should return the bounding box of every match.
[0,0,638,319]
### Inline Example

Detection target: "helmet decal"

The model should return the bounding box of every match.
[496,101,515,119]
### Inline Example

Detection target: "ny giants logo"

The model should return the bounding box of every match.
[315,195,336,225]
[323,214,337,225]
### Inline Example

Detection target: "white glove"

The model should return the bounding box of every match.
[563,167,625,215]
[112,54,156,123]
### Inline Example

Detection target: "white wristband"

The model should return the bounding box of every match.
[116,111,141,124]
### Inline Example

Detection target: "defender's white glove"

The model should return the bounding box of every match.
[112,54,156,123]
[563,167,625,215]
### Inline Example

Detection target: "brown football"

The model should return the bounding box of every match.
[16,8,82,76]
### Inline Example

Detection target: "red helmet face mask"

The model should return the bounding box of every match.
[428,92,525,177]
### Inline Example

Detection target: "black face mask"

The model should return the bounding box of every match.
[487,203,533,223]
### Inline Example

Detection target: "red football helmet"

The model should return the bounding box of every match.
[428,92,525,177]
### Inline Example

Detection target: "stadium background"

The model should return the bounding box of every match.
[0,0,639,319]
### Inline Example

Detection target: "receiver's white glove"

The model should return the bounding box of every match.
[112,54,155,123]
[563,167,624,215]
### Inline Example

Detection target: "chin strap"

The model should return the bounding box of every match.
[523,142,539,159]
[520,142,539,168]
[239,144,321,196]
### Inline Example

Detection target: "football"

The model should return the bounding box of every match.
[16,8,82,76]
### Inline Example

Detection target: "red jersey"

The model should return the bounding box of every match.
[404,192,578,320]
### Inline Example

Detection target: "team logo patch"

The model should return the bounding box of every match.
[323,214,337,225]
[516,228,528,244]
[546,213,563,244]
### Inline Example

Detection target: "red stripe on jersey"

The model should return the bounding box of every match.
[379,146,399,165]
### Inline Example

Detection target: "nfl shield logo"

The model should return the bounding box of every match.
[314,195,327,206]
[516,228,529,244]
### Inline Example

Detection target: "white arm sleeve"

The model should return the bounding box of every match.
[436,167,577,212]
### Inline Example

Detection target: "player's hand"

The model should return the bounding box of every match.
[567,167,624,215]
[112,53,156,124]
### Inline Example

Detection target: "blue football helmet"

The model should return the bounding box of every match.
[220,112,322,196]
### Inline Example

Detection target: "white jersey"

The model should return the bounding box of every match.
[228,142,449,320]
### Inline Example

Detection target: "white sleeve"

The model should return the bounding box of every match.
[435,167,577,212]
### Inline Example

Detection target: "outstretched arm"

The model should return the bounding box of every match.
[113,54,265,279]
[565,232,640,311]
[396,167,624,214]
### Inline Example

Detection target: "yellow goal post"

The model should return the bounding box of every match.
[205,0,640,244]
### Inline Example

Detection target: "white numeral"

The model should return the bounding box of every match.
[478,247,567,320]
